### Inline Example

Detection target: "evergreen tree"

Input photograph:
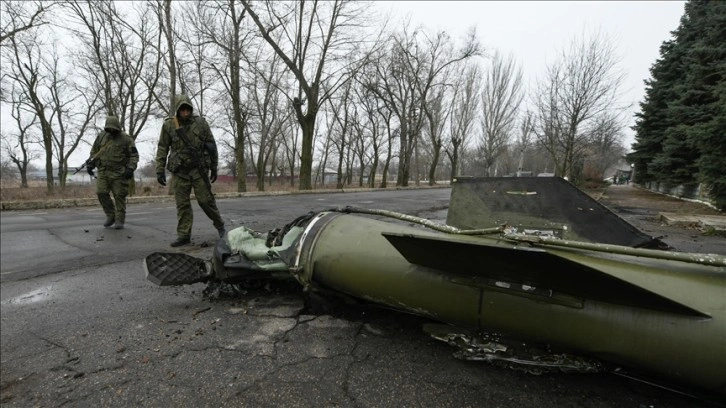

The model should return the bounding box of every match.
[687,1,726,209]
[629,0,726,209]
[629,39,683,184]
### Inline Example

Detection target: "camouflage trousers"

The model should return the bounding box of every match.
[172,169,224,239]
[96,171,130,223]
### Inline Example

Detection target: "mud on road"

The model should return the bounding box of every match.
[598,184,725,255]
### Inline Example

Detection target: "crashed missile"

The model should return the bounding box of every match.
[144,177,726,399]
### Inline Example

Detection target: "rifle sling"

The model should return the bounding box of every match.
[172,117,211,187]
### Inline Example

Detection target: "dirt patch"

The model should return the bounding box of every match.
[598,185,725,254]
[599,184,722,215]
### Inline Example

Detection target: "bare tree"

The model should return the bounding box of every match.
[421,84,451,185]
[478,51,523,176]
[2,3,105,192]
[278,118,300,187]
[378,111,396,188]
[532,31,626,181]
[46,48,103,189]
[66,1,162,139]
[350,105,371,187]
[515,112,534,176]
[171,2,211,107]
[0,157,20,182]
[367,25,480,186]
[446,62,481,180]
[65,0,164,195]
[326,79,356,189]
[314,107,336,187]
[0,1,54,45]
[1,87,41,187]
[363,31,417,187]
[411,29,481,185]
[241,0,377,190]
[184,0,253,192]
[3,28,56,192]
[246,54,293,191]
[354,81,388,188]
[585,111,626,180]
[154,0,177,109]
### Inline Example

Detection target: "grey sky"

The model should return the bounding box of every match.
[3,1,686,167]
[381,0,686,148]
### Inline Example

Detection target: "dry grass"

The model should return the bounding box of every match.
[0,178,365,202]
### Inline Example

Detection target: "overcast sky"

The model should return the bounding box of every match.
[380,0,686,148]
[5,1,687,168]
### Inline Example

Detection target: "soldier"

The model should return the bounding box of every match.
[86,115,138,230]
[155,94,225,247]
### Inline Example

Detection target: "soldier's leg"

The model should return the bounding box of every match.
[111,176,129,227]
[96,173,116,226]
[192,175,224,230]
[173,175,194,239]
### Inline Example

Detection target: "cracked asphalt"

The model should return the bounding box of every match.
[1,186,722,407]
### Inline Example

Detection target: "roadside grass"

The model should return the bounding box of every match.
[0,178,385,202]
[1,179,284,201]
[1,177,608,203]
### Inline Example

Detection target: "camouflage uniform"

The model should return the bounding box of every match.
[155,94,225,244]
[89,116,138,229]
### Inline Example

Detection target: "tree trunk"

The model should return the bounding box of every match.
[368,148,379,188]
[450,138,461,181]
[43,127,53,194]
[58,165,67,190]
[428,138,441,186]
[397,122,409,187]
[236,143,246,192]
[299,115,315,190]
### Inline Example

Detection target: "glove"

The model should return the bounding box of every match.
[157,172,167,186]
[123,168,134,179]
[86,164,95,177]
[210,168,217,183]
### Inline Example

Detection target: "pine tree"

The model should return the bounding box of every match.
[629,39,683,184]
[687,1,726,209]
[629,0,726,209]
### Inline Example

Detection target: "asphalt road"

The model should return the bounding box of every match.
[0,188,451,283]
[1,185,722,407]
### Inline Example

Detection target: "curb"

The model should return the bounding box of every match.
[659,212,726,234]
[0,185,451,211]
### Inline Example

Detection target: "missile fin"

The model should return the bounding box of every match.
[382,232,711,318]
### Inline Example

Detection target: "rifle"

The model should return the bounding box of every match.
[173,117,214,191]
[73,158,94,175]
[74,132,115,176]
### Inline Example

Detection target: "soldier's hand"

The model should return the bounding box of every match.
[210,169,217,183]
[86,164,95,177]
[123,168,134,179]
[157,172,167,186]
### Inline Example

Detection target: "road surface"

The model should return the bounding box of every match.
[1,185,722,407]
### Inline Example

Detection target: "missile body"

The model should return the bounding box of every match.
[144,176,726,397]
[288,211,726,394]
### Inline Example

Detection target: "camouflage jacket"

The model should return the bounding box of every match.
[155,94,218,175]
[89,118,138,176]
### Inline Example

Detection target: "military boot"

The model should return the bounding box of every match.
[170,237,191,247]
[114,222,124,230]
[103,217,115,227]
[217,226,226,238]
